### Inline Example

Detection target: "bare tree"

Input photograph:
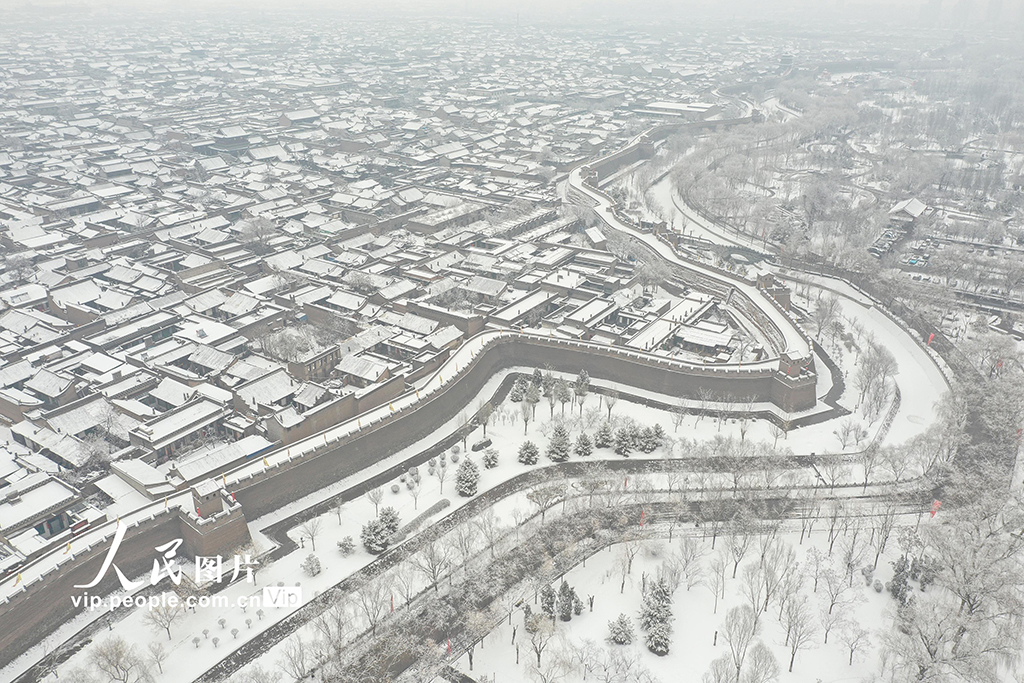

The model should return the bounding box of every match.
[90,638,152,683]
[477,401,494,437]
[366,487,384,516]
[521,400,532,435]
[144,601,184,641]
[474,509,503,558]
[677,536,706,591]
[300,518,322,552]
[409,478,422,510]
[820,459,849,493]
[527,613,556,667]
[721,605,758,683]
[353,576,394,636]
[871,499,898,569]
[435,459,450,494]
[672,402,688,433]
[278,635,311,681]
[705,553,728,613]
[821,568,850,616]
[604,390,618,419]
[410,540,451,593]
[861,444,883,491]
[742,562,766,623]
[695,387,714,427]
[818,607,844,645]
[838,624,870,666]
[742,641,780,683]
[527,485,566,523]
[147,643,168,674]
[783,595,816,672]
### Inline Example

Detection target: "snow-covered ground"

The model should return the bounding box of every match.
[453,522,924,683]
[26,375,940,683]
[783,273,949,446]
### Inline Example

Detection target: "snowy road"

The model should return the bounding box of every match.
[567,164,812,361]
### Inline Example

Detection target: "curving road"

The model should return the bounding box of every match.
[566,163,812,361]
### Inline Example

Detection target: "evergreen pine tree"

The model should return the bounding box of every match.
[574,432,593,458]
[638,578,673,632]
[652,423,667,448]
[607,614,634,645]
[595,422,614,449]
[547,424,572,462]
[455,457,480,497]
[614,427,633,456]
[638,426,659,453]
[518,441,540,465]
[482,448,499,469]
[646,621,671,656]
[510,378,527,402]
[573,594,584,616]
[542,370,555,397]
[379,506,400,536]
[889,555,912,605]
[532,368,543,387]
[360,518,390,554]
[540,585,556,619]
[558,581,575,621]
[627,421,644,449]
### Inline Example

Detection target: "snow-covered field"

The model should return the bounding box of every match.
[5,280,948,683]
[453,522,922,683]
[24,371,942,683]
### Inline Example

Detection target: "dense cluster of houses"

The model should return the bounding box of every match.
[0,19,759,576]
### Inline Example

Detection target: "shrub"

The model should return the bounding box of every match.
[608,614,634,645]
[337,536,355,556]
[614,428,633,456]
[379,507,401,536]
[574,433,593,458]
[472,438,492,452]
[361,519,390,554]
[301,554,321,576]
[482,448,499,468]
[518,441,539,465]
[456,458,480,497]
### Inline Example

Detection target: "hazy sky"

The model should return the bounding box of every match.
[5,0,1024,30]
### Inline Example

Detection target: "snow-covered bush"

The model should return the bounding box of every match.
[482,448,499,468]
[456,458,480,497]
[518,441,539,465]
[608,614,634,645]
[301,554,321,576]
[510,377,527,402]
[379,507,401,536]
[361,519,390,554]
[337,536,355,556]
[614,428,633,456]
[547,424,571,462]
[575,433,593,458]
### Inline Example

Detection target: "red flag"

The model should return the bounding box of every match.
[927,333,935,346]
[640,510,645,527]
[447,639,451,653]
[624,477,628,490]
[930,500,942,518]
[390,595,394,612]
